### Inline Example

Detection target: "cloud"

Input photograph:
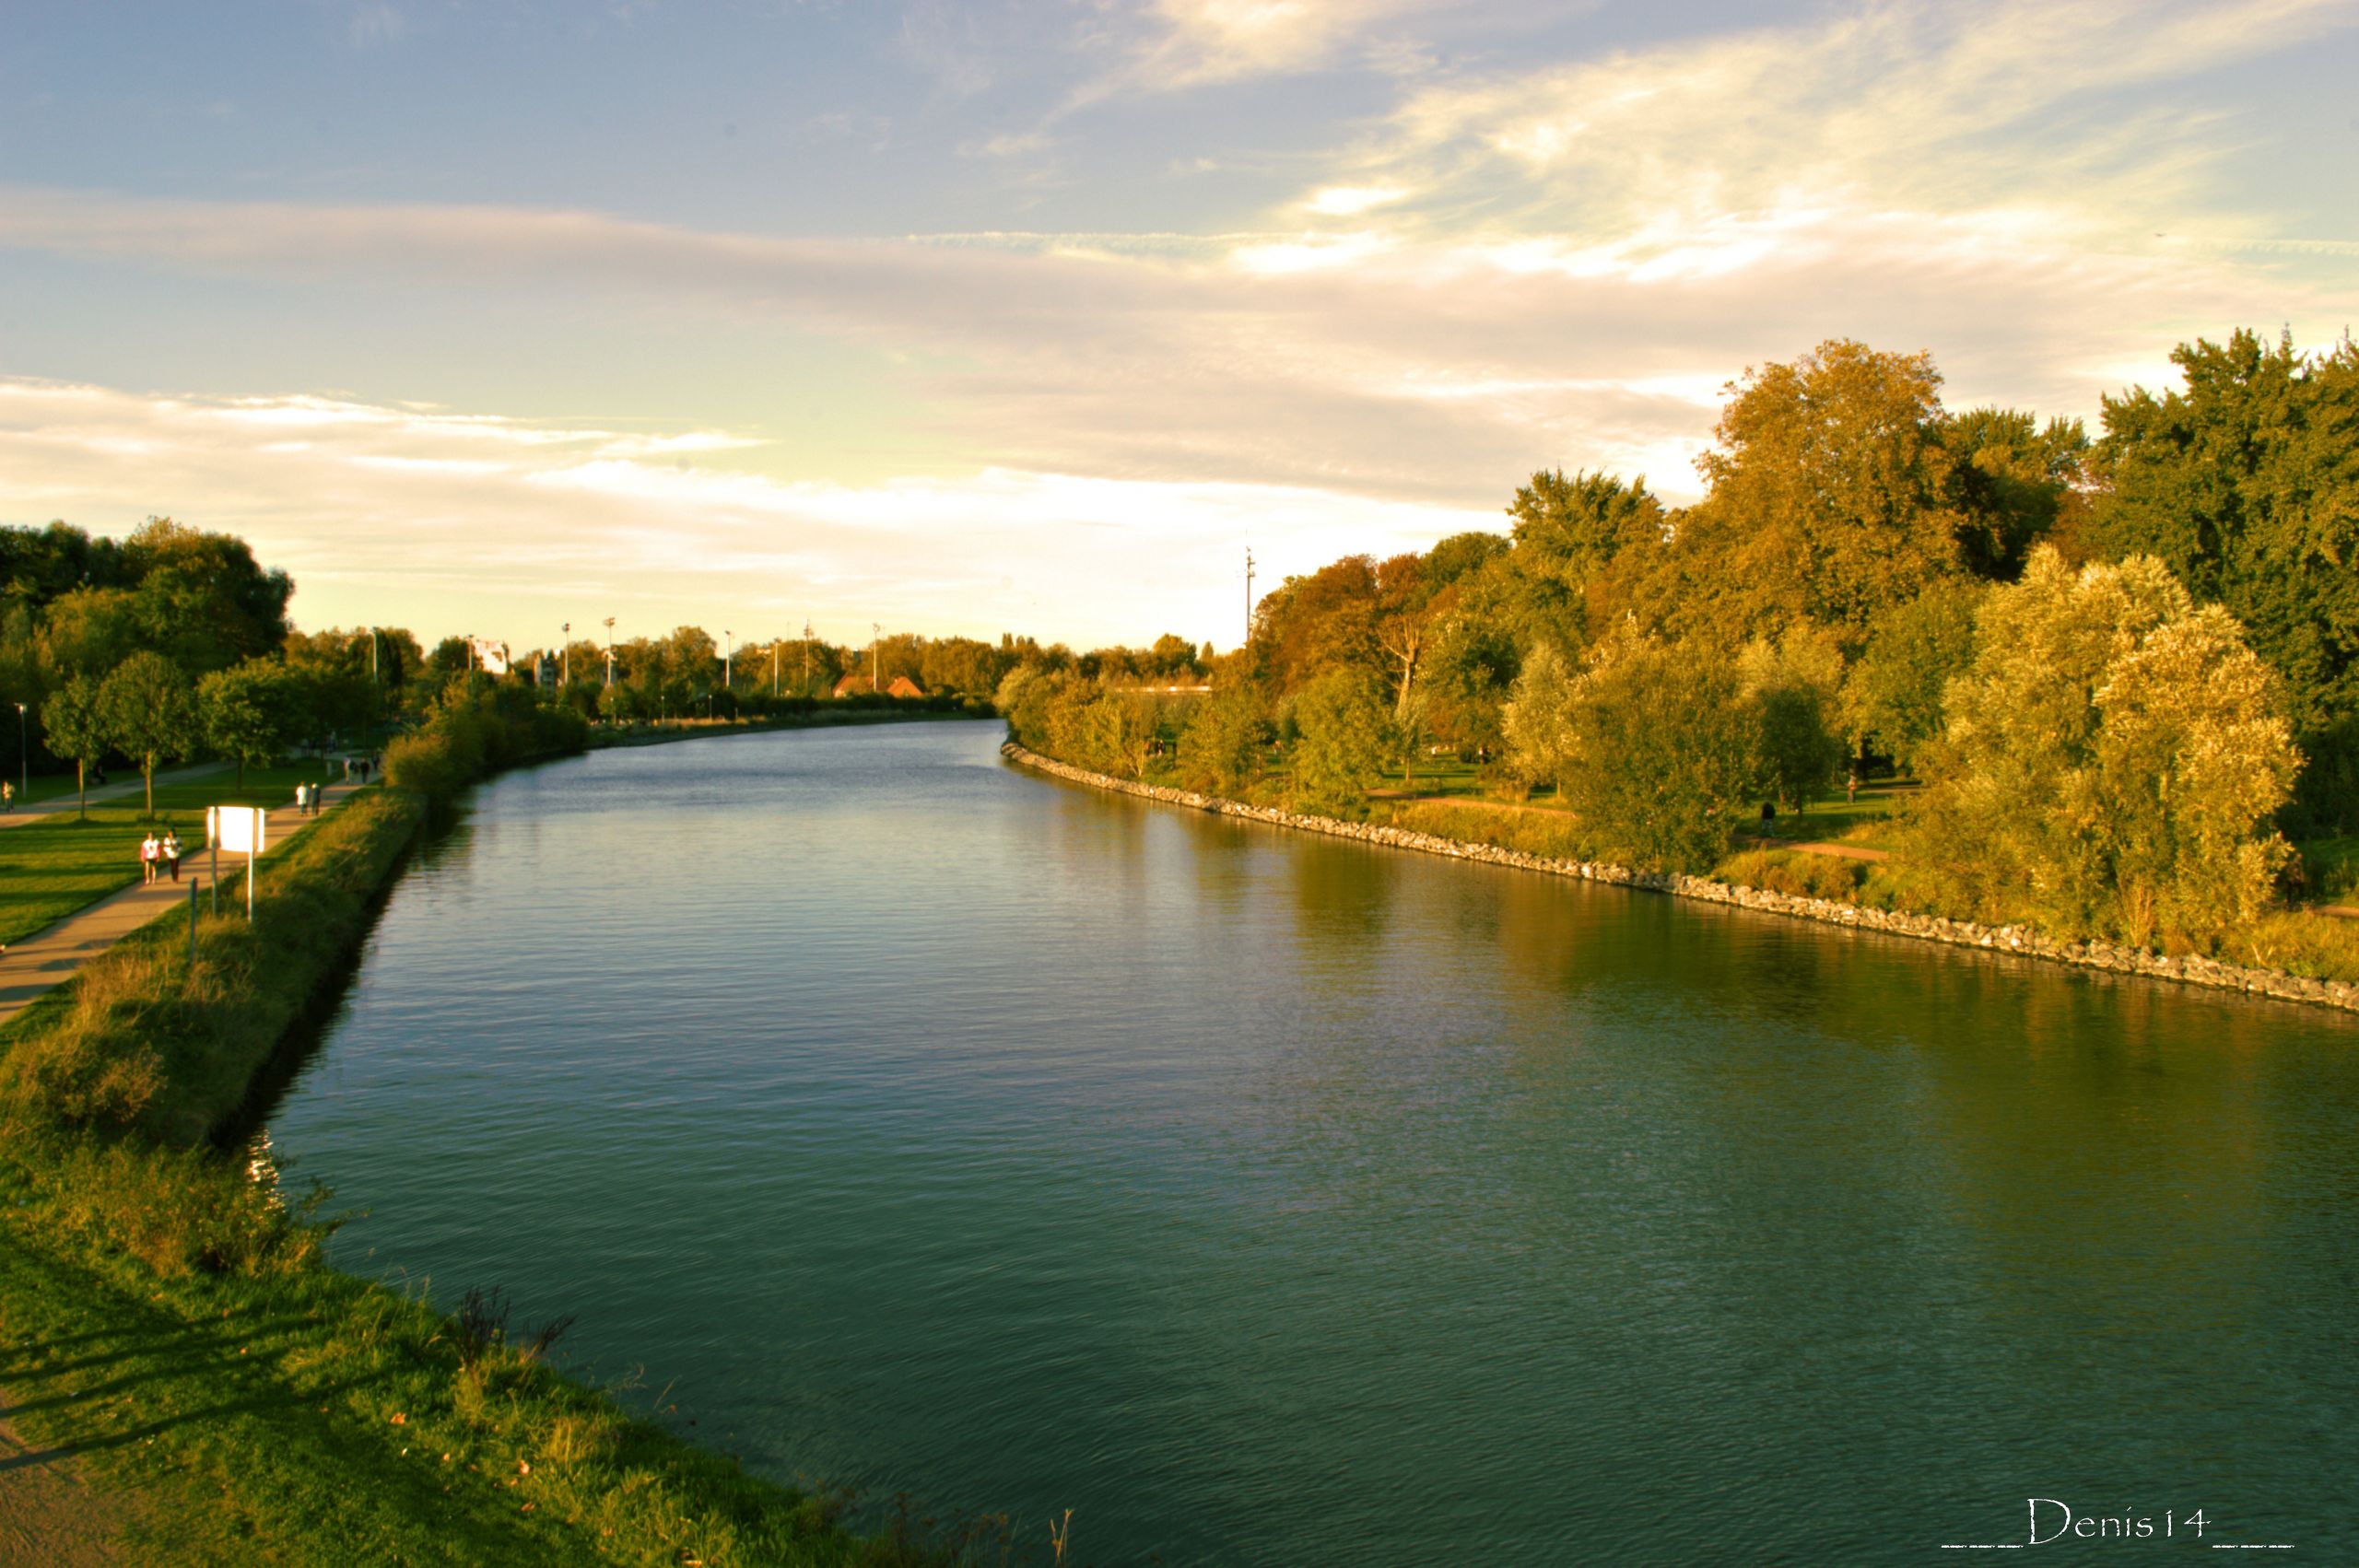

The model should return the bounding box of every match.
[1347,0,2359,254]
[1131,0,1421,85]
[4,0,2353,645]
[0,378,1496,649]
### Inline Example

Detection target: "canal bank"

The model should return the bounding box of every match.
[1001,741,2359,1017]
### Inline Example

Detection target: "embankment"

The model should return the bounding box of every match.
[1001,741,2359,1017]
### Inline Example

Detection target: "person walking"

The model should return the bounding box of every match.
[163,828,182,883]
[140,831,160,884]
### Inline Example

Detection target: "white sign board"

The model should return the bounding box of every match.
[207,805,266,855]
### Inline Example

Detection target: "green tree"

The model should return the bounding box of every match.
[1557,627,1755,872]
[1941,407,2089,580]
[1177,685,1270,795]
[1288,667,1390,814]
[119,517,293,673]
[2087,329,2359,829]
[100,651,199,816]
[199,658,305,786]
[1846,579,1984,770]
[41,673,109,818]
[1912,547,2297,945]
[1737,626,1847,811]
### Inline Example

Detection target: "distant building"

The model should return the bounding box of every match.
[833,673,929,699]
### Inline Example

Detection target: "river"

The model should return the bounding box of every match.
[263,719,2359,1563]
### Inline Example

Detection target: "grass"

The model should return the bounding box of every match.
[0,1135,991,1566]
[0,761,345,947]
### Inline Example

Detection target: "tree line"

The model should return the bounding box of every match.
[0,515,1213,809]
[1006,329,2358,956]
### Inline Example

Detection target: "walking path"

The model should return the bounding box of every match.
[0,779,363,1030]
[0,762,231,828]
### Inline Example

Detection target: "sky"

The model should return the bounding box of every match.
[1,1,2354,652]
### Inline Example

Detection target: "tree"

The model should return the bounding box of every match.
[1373,553,1431,717]
[1911,547,2297,946]
[2087,329,2359,829]
[1288,667,1390,813]
[1737,626,1847,811]
[1846,579,1984,771]
[100,651,199,815]
[1941,407,2089,580]
[1556,627,1755,872]
[1678,339,1966,643]
[1500,642,1578,792]
[41,673,109,818]
[1505,469,1669,646]
[199,658,305,786]
[119,517,293,673]
[1178,685,1271,795]
[1248,556,1380,696]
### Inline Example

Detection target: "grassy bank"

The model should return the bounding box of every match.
[0,722,1026,1563]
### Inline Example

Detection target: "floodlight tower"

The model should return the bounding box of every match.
[1244,546,1256,646]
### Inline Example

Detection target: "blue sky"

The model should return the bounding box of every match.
[3,0,2354,649]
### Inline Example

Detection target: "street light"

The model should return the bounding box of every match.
[13,702,24,803]
[561,622,570,687]
[723,629,733,693]
[604,616,616,687]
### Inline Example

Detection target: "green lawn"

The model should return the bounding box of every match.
[0,762,344,947]
[2,767,102,808]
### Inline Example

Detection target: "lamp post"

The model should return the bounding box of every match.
[723,630,733,693]
[871,624,880,694]
[604,617,616,687]
[804,621,813,697]
[1244,545,1256,646]
[771,640,779,696]
[561,622,570,687]
[13,702,24,802]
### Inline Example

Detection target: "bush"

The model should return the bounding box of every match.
[1715,848,1867,901]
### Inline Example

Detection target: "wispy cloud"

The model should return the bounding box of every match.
[0,378,1494,647]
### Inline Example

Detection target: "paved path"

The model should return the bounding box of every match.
[0,762,231,829]
[0,780,364,1030]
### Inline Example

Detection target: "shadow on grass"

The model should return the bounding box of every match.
[0,1367,401,1472]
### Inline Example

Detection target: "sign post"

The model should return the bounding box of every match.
[188,875,199,965]
[207,806,266,922]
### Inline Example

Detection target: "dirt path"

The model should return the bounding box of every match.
[0,1407,145,1567]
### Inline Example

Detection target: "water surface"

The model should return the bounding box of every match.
[265,720,2359,1563]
